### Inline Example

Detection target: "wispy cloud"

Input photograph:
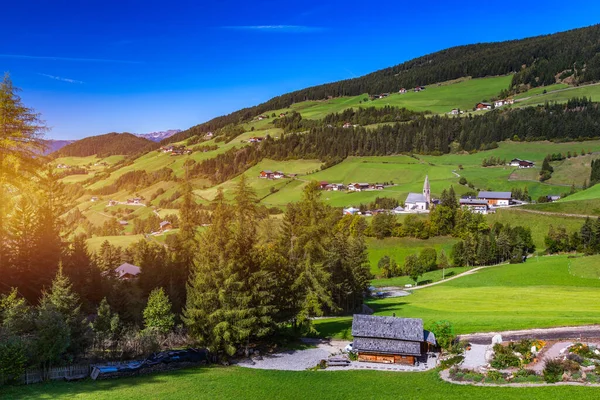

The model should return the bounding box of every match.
[37,73,84,84]
[0,54,141,64]
[221,25,325,33]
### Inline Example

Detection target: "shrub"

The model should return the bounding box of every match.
[587,373,600,383]
[449,339,470,355]
[543,359,566,383]
[485,370,505,382]
[439,355,464,369]
[566,353,584,364]
[491,344,520,369]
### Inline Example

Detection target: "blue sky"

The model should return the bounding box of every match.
[3,0,600,139]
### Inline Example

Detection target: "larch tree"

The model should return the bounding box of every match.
[0,73,46,286]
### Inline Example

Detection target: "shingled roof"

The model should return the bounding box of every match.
[352,315,426,356]
[352,315,424,341]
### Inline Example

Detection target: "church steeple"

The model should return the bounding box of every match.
[423,175,431,207]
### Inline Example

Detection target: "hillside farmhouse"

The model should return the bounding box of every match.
[509,158,535,168]
[160,221,172,232]
[459,198,490,214]
[414,86,425,92]
[348,183,370,192]
[450,108,460,115]
[494,98,514,107]
[477,191,512,206]
[351,315,436,365]
[115,263,141,280]
[404,175,431,212]
[475,102,492,110]
[399,88,407,94]
[343,207,360,215]
[249,137,264,143]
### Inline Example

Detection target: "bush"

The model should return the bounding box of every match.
[587,373,600,383]
[0,336,28,384]
[566,353,584,364]
[543,359,566,383]
[459,177,467,185]
[439,355,464,369]
[485,370,505,382]
[491,344,520,369]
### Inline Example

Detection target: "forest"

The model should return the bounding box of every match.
[186,98,600,184]
[164,24,600,144]
[54,132,158,158]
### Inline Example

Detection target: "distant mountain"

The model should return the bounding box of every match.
[136,129,181,142]
[42,140,74,155]
[54,132,158,158]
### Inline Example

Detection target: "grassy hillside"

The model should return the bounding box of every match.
[515,83,600,107]
[314,254,600,338]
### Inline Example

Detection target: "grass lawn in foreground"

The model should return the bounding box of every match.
[3,366,600,400]
[314,254,600,339]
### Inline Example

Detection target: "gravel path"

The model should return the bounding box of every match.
[237,340,349,371]
[459,325,600,345]
[461,344,489,370]
[237,339,438,372]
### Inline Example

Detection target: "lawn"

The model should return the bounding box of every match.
[314,254,600,338]
[366,236,458,277]
[3,366,600,400]
[486,208,584,250]
[86,235,145,252]
[515,83,600,107]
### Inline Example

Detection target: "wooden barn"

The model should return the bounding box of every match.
[351,315,436,365]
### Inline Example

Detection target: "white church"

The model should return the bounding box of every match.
[404,175,431,212]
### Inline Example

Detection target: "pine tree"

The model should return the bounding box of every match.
[40,266,89,358]
[0,74,46,288]
[143,288,175,335]
[91,297,120,353]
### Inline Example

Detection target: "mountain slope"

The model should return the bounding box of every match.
[42,139,74,155]
[54,132,158,158]
[163,24,600,144]
[136,129,181,142]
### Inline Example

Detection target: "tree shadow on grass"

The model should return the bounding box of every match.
[0,365,212,400]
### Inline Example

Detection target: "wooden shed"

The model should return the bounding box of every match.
[351,315,435,365]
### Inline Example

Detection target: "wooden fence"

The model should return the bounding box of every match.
[18,361,134,385]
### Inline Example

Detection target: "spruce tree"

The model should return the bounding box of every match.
[143,288,175,335]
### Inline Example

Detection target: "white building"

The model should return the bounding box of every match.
[404,175,431,212]
[477,191,512,207]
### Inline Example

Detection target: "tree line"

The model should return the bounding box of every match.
[54,132,158,158]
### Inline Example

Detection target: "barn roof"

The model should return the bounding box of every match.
[352,315,424,342]
[115,263,141,278]
[477,191,512,200]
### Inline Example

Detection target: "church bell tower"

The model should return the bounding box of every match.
[423,175,431,208]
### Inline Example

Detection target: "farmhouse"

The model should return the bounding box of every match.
[331,183,344,191]
[319,181,330,190]
[404,175,431,211]
[343,207,360,215]
[273,171,285,179]
[115,262,141,280]
[343,122,353,128]
[91,196,98,202]
[159,221,172,232]
[399,88,407,94]
[546,195,561,202]
[509,158,522,167]
[477,191,512,207]
[119,220,128,226]
[108,200,118,206]
[205,131,214,138]
[259,170,273,179]
[450,108,460,115]
[348,183,370,192]
[459,198,490,214]
[414,86,425,92]
[279,113,286,117]
[518,160,535,168]
[475,102,492,110]
[249,137,264,143]
[351,315,436,365]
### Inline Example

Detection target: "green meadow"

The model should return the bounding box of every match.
[4,366,600,400]
[366,236,458,276]
[314,254,600,339]
[515,83,600,107]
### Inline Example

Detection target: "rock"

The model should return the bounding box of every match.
[485,349,494,362]
[562,372,570,381]
[595,349,600,355]
[582,365,595,372]
[531,345,538,355]
[581,371,587,380]
[491,335,502,345]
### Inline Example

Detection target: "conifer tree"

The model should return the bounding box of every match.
[143,288,175,335]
